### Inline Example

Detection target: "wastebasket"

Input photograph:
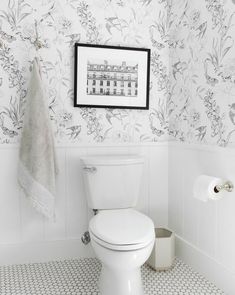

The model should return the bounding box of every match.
[147,228,175,271]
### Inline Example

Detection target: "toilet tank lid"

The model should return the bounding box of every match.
[80,155,144,166]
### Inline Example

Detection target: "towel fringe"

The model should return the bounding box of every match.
[18,161,55,221]
[27,194,56,221]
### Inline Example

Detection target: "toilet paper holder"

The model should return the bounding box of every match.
[214,181,234,193]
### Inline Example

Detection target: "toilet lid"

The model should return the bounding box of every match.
[89,209,154,246]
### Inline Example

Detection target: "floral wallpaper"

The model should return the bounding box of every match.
[0,0,168,144]
[0,0,235,147]
[169,0,235,147]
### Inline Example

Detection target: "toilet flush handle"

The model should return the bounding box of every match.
[83,166,97,173]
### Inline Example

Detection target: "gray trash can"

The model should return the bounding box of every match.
[147,228,175,271]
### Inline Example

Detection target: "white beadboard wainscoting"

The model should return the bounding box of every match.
[2,140,234,293]
[168,142,235,295]
[0,142,168,266]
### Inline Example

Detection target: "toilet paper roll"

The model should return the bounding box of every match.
[193,175,224,202]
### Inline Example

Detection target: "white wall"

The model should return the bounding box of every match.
[168,142,235,294]
[0,143,168,265]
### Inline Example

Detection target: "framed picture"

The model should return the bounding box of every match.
[74,43,150,110]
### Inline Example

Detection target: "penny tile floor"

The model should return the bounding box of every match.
[0,258,225,294]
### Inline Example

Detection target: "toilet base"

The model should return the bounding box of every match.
[99,265,144,295]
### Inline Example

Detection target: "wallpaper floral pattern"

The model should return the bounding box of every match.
[169,0,235,147]
[0,0,235,147]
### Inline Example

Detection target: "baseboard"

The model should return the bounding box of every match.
[175,235,235,295]
[0,239,95,266]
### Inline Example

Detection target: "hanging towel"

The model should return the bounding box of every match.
[18,58,57,220]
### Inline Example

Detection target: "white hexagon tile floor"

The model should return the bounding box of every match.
[0,258,224,295]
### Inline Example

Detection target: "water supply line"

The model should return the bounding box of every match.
[81,231,90,245]
[81,210,98,245]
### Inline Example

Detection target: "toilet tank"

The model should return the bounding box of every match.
[81,155,144,210]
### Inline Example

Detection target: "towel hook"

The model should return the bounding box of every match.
[34,20,43,51]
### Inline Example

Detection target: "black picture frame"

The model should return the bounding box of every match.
[74,43,150,110]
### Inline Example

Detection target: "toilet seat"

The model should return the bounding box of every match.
[90,231,154,251]
[89,208,155,251]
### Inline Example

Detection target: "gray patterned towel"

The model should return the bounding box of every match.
[18,58,57,220]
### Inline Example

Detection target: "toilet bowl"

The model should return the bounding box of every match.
[89,208,155,295]
[81,155,155,295]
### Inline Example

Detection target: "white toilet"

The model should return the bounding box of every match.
[81,155,155,295]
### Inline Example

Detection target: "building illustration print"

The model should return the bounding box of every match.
[74,44,150,109]
[87,59,138,97]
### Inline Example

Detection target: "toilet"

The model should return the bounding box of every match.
[81,155,155,295]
